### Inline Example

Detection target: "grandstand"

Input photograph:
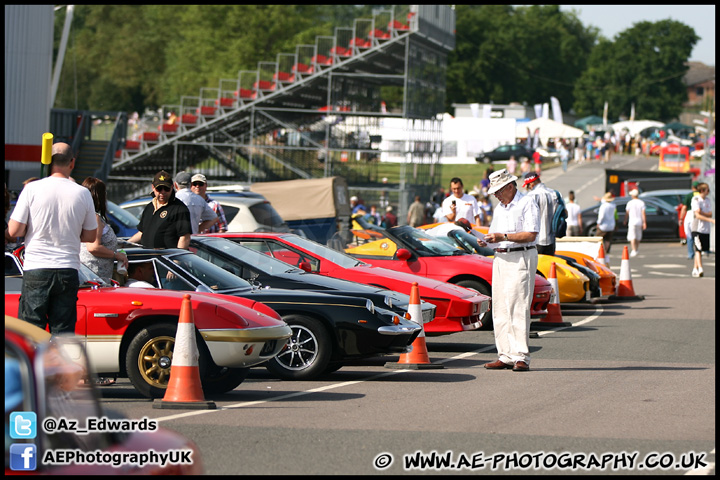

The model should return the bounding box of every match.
[52,5,456,213]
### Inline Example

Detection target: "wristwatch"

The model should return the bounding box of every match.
[504,233,509,241]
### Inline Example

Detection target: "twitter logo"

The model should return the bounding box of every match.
[10,412,37,439]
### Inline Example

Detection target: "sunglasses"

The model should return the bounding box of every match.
[191,182,206,187]
[154,185,171,193]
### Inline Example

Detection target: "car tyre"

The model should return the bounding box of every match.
[482,156,491,164]
[202,366,250,394]
[455,279,493,330]
[126,322,207,399]
[266,315,331,380]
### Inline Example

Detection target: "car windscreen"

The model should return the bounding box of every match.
[280,234,366,268]
[389,226,467,256]
[249,201,287,229]
[107,201,139,228]
[192,237,301,275]
[165,251,254,292]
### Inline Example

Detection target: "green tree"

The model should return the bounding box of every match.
[446,5,598,111]
[573,19,699,121]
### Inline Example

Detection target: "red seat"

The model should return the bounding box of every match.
[389,19,409,31]
[312,54,333,66]
[125,140,140,150]
[160,123,179,133]
[114,149,122,158]
[350,37,371,48]
[216,97,234,107]
[235,88,256,99]
[199,106,217,116]
[330,46,352,57]
[180,114,198,124]
[273,71,294,82]
[368,28,390,40]
[142,132,159,142]
[292,63,310,74]
[253,80,276,91]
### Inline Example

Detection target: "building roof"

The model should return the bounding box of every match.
[684,61,715,87]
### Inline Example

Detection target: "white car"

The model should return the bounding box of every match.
[119,191,293,233]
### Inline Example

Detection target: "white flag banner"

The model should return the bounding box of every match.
[550,96,563,124]
[630,102,635,123]
[534,104,543,119]
[542,103,550,119]
[603,101,608,128]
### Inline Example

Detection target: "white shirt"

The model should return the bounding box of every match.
[525,182,558,245]
[488,190,539,249]
[625,198,645,227]
[175,187,217,234]
[691,195,712,234]
[442,193,480,224]
[566,202,581,227]
[10,176,97,271]
[597,200,616,232]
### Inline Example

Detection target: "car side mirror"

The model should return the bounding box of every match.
[396,248,412,261]
[298,260,312,272]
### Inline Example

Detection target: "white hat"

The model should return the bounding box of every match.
[629,189,639,197]
[350,196,358,202]
[191,173,207,184]
[487,169,518,194]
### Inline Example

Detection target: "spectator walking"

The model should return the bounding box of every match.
[690,183,714,277]
[8,142,97,334]
[522,172,559,255]
[190,174,228,233]
[565,190,583,237]
[79,177,129,283]
[478,169,540,372]
[407,195,425,227]
[367,205,382,225]
[596,192,617,256]
[506,155,518,175]
[680,181,700,259]
[479,196,493,226]
[533,150,542,174]
[127,170,193,249]
[442,177,481,225]
[519,157,532,174]
[623,189,646,257]
[560,142,570,172]
[381,205,397,228]
[174,172,217,234]
[480,167,494,197]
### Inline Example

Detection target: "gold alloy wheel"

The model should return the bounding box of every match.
[137,335,174,388]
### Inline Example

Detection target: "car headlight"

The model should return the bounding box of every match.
[366,299,375,314]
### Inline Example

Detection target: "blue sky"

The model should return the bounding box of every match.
[559,5,715,66]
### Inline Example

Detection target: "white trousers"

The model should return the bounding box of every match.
[491,249,539,365]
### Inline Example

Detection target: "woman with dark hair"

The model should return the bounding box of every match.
[79,177,128,283]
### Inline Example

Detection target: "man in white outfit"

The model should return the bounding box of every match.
[477,169,540,372]
[442,177,481,225]
[623,189,646,257]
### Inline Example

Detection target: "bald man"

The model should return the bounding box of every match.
[8,142,97,334]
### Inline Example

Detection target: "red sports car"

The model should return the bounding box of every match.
[340,222,552,328]
[5,314,204,474]
[5,252,292,399]
[202,233,491,335]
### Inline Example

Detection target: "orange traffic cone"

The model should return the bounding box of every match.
[154,294,217,409]
[385,283,444,370]
[532,262,572,328]
[595,243,607,267]
[608,246,644,301]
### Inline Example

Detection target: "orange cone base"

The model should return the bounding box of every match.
[152,366,217,410]
[608,282,644,301]
[384,339,444,370]
[531,304,572,328]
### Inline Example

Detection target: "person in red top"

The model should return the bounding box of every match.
[382,205,397,228]
[532,150,542,174]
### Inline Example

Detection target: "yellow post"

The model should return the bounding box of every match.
[40,132,53,177]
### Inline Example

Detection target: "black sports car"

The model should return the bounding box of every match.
[121,247,421,380]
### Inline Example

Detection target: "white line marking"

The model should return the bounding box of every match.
[154,306,605,423]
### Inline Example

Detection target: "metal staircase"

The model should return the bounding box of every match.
[107,5,455,207]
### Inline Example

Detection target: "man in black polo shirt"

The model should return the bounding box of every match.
[128,170,192,249]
